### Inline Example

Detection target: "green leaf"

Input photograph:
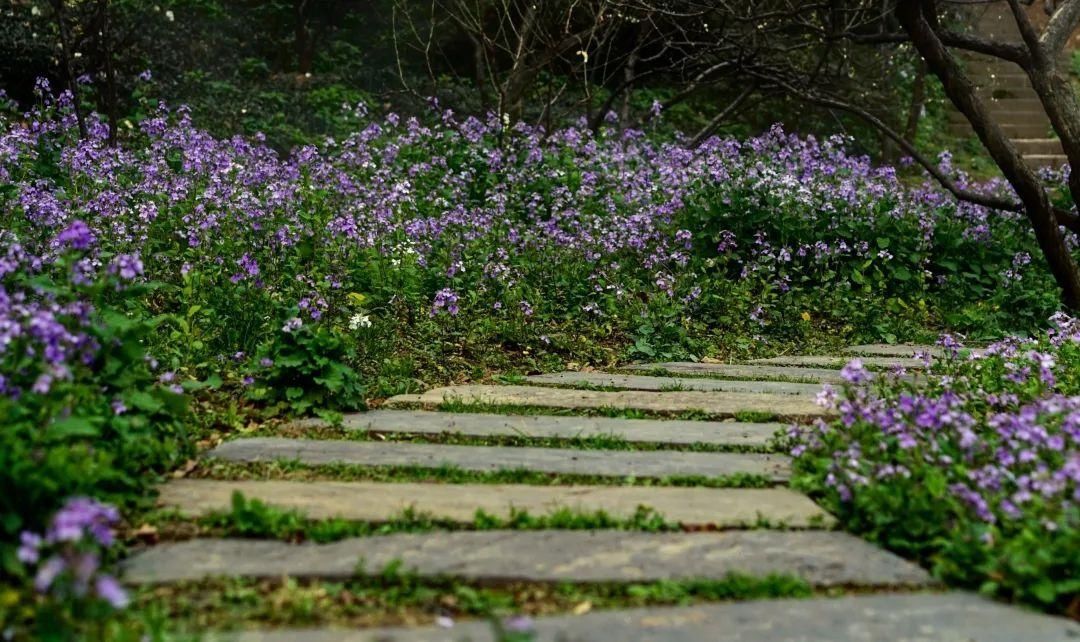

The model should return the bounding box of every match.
[46,416,101,440]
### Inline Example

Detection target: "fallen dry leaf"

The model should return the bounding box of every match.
[572,601,593,615]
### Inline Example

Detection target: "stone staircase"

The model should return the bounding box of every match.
[947,2,1069,169]
[120,346,1079,640]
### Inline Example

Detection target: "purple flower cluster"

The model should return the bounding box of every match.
[0,87,1052,343]
[18,497,129,609]
[794,321,1079,533]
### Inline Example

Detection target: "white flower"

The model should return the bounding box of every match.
[164,9,174,21]
[349,313,372,330]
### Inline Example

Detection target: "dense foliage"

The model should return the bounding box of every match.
[793,320,1080,614]
[0,81,1074,616]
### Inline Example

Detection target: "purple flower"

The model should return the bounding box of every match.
[95,575,130,609]
[109,254,144,281]
[840,359,870,385]
[53,220,97,251]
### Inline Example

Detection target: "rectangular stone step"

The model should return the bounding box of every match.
[523,372,823,396]
[208,438,792,481]
[623,362,848,384]
[385,385,831,422]
[157,479,833,528]
[845,344,984,358]
[749,355,925,370]
[1012,138,1064,155]
[323,409,784,447]
[220,593,1080,642]
[1026,154,1069,168]
[122,530,932,588]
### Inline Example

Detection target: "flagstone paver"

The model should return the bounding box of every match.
[219,592,1080,642]
[157,479,834,527]
[623,362,850,383]
[208,438,792,481]
[750,355,925,369]
[846,343,985,358]
[122,530,932,587]
[524,372,823,396]
[385,385,831,421]
[312,409,784,447]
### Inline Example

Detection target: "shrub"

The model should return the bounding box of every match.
[792,318,1080,613]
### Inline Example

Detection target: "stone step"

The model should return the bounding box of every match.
[749,355,924,370]
[844,343,984,358]
[1013,138,1064,155]
[122,530,932,587]
[208,438,792,481]
[624,362,849,384]
[949,120,1051,138]
[157,479,833,528]
[219,593,1080,642]
[523,372,823,396]
[317,409,784,448]
[385,385,831,421]
[1026,154,1069,168]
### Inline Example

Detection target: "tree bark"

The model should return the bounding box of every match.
[896,0,1080,310]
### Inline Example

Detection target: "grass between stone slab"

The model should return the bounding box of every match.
[131,492,813,545]
[250,421,787,454]
[621,366,832,384]
[192,459,779,489]
[419,399,785,424]
[130,493,693,545]
[130,572,816,632]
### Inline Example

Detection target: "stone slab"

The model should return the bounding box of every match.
[122,530,931,587]
[384,385,831,422]
[325,409,784,447]
[220,593,1080,642]
[623,362,849,384]
[524,372,823,396]
[750,355,925,370]
[846,344,985,358]
[157,479,833,528]
[208,438,791,481]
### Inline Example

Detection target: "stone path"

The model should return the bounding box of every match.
[221,593,1080,642]
[622,361,852,383]
[124,348,1067,639]
[308,409,786,447]
[524,372,822,395]
[750,355,925,369]
[385,384,831,421]
[209,437,792,481]
[157,479,833,527]
[122,530,931,586]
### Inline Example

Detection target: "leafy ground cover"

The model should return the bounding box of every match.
[792,316,1080,616]
[2,80,1078,633]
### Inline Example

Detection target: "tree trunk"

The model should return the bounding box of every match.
[896,0,1080,310]
[903,59,927,143]
[295,0,313,74]
[50,0,86,138]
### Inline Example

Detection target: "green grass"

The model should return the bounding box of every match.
[138,492,680,544]
[246,421,780,454]
[429,399,787,423]
[133,572,816,631]
[193,459,778,488]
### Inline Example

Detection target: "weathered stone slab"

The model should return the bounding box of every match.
[208,438,791,481]
[384,385,831,422]
[750,355,925,370]
[157,479,833,528]
[122,530,931,587]
[623,362,849,384]
[846,343,985,358]
[525,372,822,396]
[324,409,783,447]
[221,593,1080,642]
